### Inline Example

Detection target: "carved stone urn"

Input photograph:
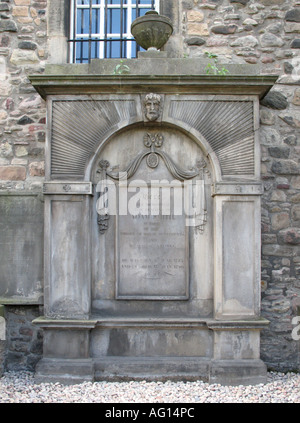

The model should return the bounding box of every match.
[131,11,173,51]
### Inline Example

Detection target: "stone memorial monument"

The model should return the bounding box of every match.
[29,12,278,385]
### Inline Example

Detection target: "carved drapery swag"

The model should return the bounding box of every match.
[96,133,207,234]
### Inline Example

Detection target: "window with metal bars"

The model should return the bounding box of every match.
[69,0,160,63]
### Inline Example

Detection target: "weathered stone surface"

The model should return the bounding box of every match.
[0,20,17,32]
[0,142,13,158]
[19,94,42,111]
[12,6,29,17]
[243,18,258,26]
[261,91,288,110]
[206,36,228,47]
[187,10,204,22]
[29,161,44,176]
[0,165,26,180]
[291,39,300,48]
[230,35,258,48]
[285,9,300,23]
[10,49,39,65]
[211,24,237,35]
[260,0,284,5]
[185,36,206,46]
[285,23,300,33]
[278,228,300,245]
[260,33,284,48]
[292,205,300,221]
[268,147,290,159]
[271,213,290,231]
[0,4,9,11]
[270,190,286,202]
[283,136,297,147]
[271,160,300,175]
[260,127,281,145]
[279,115,300,128]
[15,146,28,157]
[5,306,43,372]
[230,0,249,5]
[260,109,275,125]
[18,41,37,50]
[262,244,295,257]
[292,88,300,106]
[17,115,34,125]
[187,23,209,36]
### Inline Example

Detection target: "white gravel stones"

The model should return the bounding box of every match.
[0,371,299,403]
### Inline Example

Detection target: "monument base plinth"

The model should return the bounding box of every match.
[209,359,268,386]
[34,358,95,385]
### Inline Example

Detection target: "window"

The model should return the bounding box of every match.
[69,0,160,63]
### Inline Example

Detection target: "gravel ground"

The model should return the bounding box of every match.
[0,371,299,403]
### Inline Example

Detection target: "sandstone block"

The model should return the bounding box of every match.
[15,146,28,158]
[187,23,209,36]
[10,49,39,65]
[292,88,300,105]
[0,166,26,181]
[12,6,29,17]
[285,23,300,33]
[292,205,300,221]
[14,0,31,5]
[29,161,44,177]
[0,142,13,158]
[187,10,204,22]
[278,228,300,245]
[271,213,290,231]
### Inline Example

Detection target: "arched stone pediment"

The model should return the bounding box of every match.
[49,95,258,182]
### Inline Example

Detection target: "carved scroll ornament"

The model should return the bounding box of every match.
[96,133,207,234]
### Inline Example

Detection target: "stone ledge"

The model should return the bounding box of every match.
[29,73,278,99]
[32,317,98,330]
[43,182,93,195]
[0,297,43,305]
[212,182,264,196]
[207,318,270,331]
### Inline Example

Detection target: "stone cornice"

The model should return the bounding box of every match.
[30,73,278,100]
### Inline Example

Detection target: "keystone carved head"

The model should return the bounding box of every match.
[143,93,162,122]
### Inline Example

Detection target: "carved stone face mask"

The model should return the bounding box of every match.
[144,94,161,121]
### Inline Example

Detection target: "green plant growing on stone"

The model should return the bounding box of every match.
[113,59,130,75]
[205,52,229,76]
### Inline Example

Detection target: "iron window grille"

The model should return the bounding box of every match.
[69,0,160,63]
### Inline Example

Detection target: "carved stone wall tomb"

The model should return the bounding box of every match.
[30,56,277,385]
